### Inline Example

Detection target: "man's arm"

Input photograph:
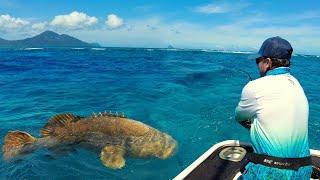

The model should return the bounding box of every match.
[235,83,257,129]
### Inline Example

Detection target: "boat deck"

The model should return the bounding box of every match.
[174,140,320,180]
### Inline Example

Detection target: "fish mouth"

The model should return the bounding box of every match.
[159,135,177,159]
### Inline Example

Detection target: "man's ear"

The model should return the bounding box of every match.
[266,58,272,67]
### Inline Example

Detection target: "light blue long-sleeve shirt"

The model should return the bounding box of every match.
[235,67,312,179]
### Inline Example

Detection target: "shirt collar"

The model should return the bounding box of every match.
[266,67,290,76]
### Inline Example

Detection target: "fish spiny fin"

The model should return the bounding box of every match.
[41,113,81,137]
[2,131,36,160]
[100,145,126,169]
[97,111,127,118]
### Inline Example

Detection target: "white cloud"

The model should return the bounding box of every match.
[31,22,47,31]
[0,14,29,30]
[50,11,98,29]
[195,4,226,14]
[1,11,320,54]
[195,2,249,14]
[105,14,124,29]
[72,16,320,54]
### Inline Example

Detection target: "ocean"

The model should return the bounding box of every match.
[0,48,319,179]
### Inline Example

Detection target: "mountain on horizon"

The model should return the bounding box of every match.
[0,31,99,48]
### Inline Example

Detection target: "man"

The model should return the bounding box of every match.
[235,37,312,179]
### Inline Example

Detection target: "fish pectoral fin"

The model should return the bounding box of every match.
[100,145,126,169]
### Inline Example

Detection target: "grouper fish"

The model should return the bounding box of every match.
[2,112,177,169]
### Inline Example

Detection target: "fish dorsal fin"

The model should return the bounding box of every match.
[41,113,81,137]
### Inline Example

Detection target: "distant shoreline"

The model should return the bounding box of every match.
[0,47,319,57]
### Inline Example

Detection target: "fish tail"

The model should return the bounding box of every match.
[2,130,37,160]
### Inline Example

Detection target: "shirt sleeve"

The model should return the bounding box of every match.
[235,82,258,122]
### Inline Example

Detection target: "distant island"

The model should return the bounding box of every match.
[0,31,100,48]
[167,45,174,49]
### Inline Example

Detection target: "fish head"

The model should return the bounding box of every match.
[141,132,177,159]
[156,133,177,159]
[130,129,177,159]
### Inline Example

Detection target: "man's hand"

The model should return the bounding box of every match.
[239,120,251,130]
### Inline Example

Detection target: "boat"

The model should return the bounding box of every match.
[91,48,106,51]
[24,48,44,50]
[174,140,320,180]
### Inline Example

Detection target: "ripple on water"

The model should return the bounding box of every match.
[0,48,319,179]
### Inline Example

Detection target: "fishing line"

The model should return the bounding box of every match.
[235,69,253,81]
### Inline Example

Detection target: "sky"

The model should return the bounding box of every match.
[0,0,320,54]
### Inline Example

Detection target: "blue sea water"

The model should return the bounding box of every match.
[0,48,319,179]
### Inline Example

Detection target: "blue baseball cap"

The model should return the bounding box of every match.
[258,36,293,60]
